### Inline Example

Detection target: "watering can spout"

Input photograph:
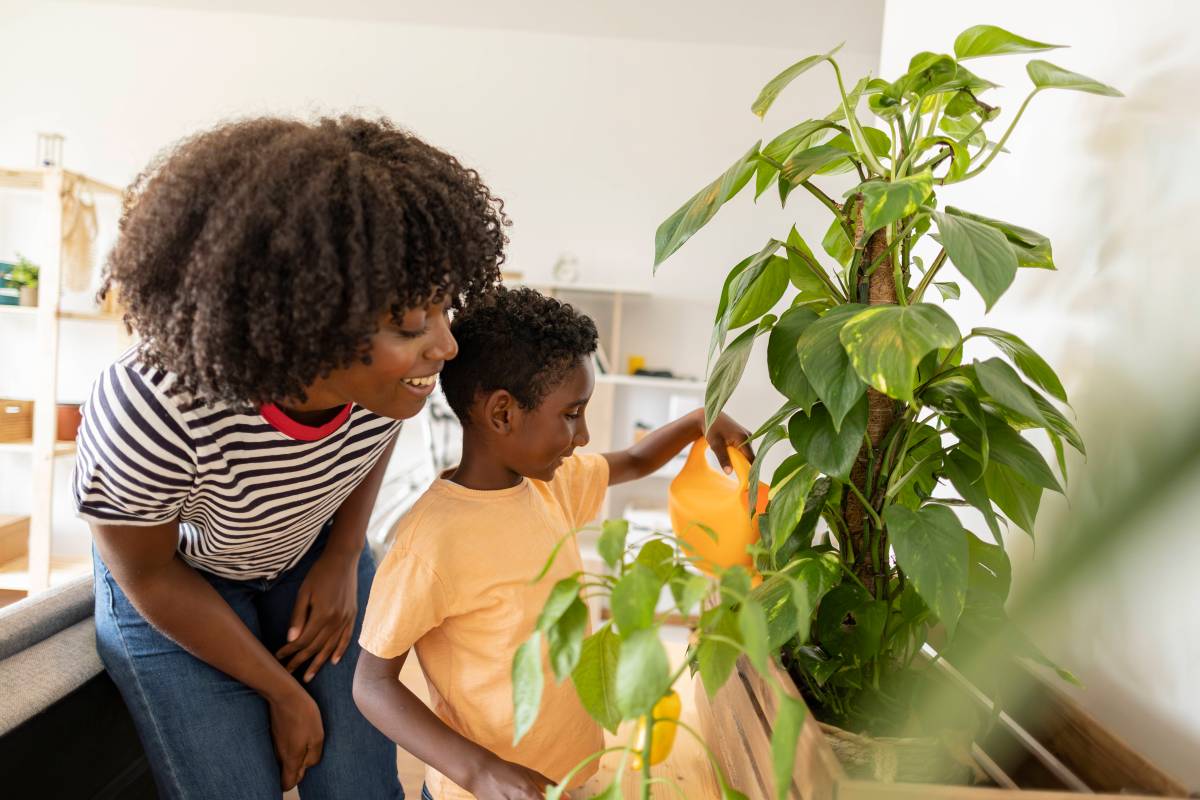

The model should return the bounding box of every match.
[668,439,768,576]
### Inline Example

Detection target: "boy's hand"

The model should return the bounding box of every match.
[703,411,754,474]
[464,753,555,799]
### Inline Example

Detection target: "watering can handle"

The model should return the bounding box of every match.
[685,438,752,489]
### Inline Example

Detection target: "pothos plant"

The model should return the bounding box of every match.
[514,24,1120,800]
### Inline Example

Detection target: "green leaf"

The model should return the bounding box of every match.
[738,598,771,673]
[770,694,806,800]
[935,281,961,300]
[933,210,1018,310]
[512,631,544,744]
[946,206,1055,269]
[747,424,789,515]
[1034,394,1085,455]
[611,563,664,635]
[698,605,742,697]
[616,628,671,717]
[635,539,677,583]
[839,303,960,403]
[853,172,933,234]
[973,327,1067,403]
[785,227,834,300]
[1027,59,1123,97]
[986,459,1043,537]
[953,414,1061,492]
[766,463,819,554]
[730,256,789,328]
[655,142,761,267]
[705,315,775,430]
[670,569,710,616]
[767,306,821,410]
[548,597,589,681]
[815,583,887,662]
[788,398,868,481]
[822,217,853,268]
[944,449,1001,540]
[572,625,622,732]
[537,578,582,632]
[884,504,969,636]
[975,357,1048,427]
[967,532,1012,602]
[796,304,867,431]
[954,25,1064,60]
[752,44,844,117]
[598,519,629,570]
[709,255,755,364]
[780,145,852,186]
[758,120,843,199]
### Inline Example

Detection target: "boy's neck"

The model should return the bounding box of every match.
[449,433,525,491]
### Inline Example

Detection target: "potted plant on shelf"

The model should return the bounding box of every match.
[11,255,39,307]
[517,22,1189,800]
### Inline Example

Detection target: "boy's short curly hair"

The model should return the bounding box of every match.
[104,115,509,405]
[441,286,598,424]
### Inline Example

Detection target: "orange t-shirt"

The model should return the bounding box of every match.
[360,454,609,799]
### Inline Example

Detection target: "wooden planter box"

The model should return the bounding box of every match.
[695,655,1190,800]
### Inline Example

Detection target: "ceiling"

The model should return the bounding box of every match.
[60,0,886,53]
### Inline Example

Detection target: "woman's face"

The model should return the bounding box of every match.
[317,299,458,420]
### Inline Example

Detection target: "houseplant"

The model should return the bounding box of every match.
[516,23,1163,800]
[11,255,39,307]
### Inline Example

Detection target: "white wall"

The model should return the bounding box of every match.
[880,0,1200,787]
[0,2,880,551]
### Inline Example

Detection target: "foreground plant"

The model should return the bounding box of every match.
[519,24,1120,799]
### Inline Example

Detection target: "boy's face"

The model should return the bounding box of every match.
[506,357,595,481]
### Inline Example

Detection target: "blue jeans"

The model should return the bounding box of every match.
[93,526,404,800]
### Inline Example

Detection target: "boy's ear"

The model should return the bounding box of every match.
[482,389,517,434]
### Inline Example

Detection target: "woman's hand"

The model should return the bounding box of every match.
[703,410,754,473]
[267,682,325,790]
[276,548,359,682]
[463,753,558,800]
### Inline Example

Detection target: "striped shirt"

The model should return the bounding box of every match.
[73,350,402,580]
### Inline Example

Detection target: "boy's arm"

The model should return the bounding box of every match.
[352,650,553,799]
[602,409,753,486]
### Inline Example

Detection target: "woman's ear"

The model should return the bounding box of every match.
[482,390,516,434]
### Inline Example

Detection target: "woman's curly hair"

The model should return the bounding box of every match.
[103,115,508,405]
[441,286,598,424]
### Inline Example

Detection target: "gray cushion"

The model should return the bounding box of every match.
[0,618,103,735]
[0,575,94,662]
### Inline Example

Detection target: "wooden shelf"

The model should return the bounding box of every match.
[0,440,78,456]
[596,373,706,391]
[0,167,123,197]
[0,554,91,592]
[518,279,652,297]
[58,310,123,323]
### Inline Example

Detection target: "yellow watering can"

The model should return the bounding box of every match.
[669,439,768,576]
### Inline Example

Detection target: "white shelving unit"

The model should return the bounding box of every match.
[0,166,125,595]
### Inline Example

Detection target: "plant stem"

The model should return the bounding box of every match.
[783,242,847,302]
[910,248,947,303]
[831,60,888,176]
[863,214,924,279]
[799,180,850,235]
[963,89,1039,179]
[844,480,882,528]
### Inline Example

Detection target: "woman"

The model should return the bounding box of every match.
[74,116,507,799]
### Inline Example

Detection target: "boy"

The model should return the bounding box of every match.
[353,287,752,799]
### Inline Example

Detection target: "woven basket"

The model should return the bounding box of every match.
[0,399,34,442]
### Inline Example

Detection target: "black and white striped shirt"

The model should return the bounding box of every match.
[73,350,401,580]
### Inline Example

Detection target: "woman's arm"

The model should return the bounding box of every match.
[91,521,323,790]
[276,433,398,681]
[603,409,754,485]
[353,650,552,799]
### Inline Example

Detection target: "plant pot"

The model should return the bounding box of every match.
[694,655,1190,799]
[18,286,38,307]
[56,404,82,442]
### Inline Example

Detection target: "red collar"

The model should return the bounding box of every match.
[259,403,353,441]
